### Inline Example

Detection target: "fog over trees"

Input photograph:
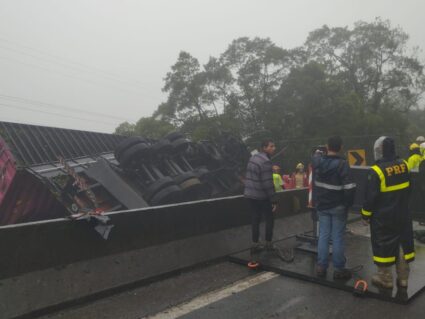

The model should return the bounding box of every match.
[116,18,425,164]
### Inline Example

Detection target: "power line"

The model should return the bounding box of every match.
[0,36,154,90]
[0,54,159,101]
[0,102,119,126]
[0,94,132,122]
[0,43,153,91]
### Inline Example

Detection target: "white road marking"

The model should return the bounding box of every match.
[143,272,280,319]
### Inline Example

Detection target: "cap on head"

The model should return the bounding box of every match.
[416,136,425,143]
[374,136,395,161]
[374,136,386,161]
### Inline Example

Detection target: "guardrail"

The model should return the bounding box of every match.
[0,189,308,318]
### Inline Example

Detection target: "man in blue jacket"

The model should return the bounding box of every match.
[312,136,356,279]
[244,139,277,251]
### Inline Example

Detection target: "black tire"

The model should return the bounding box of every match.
[179,177,201,190]
[149,185,182,206]
[171,138,190,153]
[173,172,198,184]
[144,177,175,201]
[151,139,173,156]
[198,141,222,162]
[165,131,185,142]
[115,137,147,161]
[119,143,150,167]
[179,177,211,200]
[194,168,209,179]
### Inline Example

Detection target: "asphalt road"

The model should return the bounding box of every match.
[41,222,425,319]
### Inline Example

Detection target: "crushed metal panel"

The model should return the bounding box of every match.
[85,159,148,209]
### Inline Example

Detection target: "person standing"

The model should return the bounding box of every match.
[362,136,414,289]
[407,143,423,170]
[291,163,308,189]
[244,140,277,251]
[272,165,284,192]
[312,136,356,279]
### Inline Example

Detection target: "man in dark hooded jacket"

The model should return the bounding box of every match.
[362,136,414,289]
[312,136,356,279]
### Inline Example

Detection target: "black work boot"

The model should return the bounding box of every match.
[333,268,352,280]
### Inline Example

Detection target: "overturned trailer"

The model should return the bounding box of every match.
[0,121,249,226]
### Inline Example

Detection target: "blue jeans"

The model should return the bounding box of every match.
[317,205,347,270]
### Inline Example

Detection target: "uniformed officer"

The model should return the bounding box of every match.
[362,136,414,289]
[407,143,423,170]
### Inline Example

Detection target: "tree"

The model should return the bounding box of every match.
[305,18,425,113]
[134,117,175,139]
[268,61,412,170]
[128,19,423,152]
[159,51,214,124]
[270,62,364,141]
[114,121,136,136]
[215,37,293,134]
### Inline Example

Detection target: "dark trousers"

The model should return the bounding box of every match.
[249,198,274,242]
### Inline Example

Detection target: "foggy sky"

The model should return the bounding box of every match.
[0,0,423,133]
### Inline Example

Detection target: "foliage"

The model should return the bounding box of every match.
[116,18,424,165]
[114,121,136,136]
[305,18,425,113]
[114,117,175,139]
[134,117,175,139]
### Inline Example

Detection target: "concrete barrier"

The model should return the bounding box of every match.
[0,189,309,318]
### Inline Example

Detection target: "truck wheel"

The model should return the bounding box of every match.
[119,143,150,168]
[179,177,211,200]
[144,177,175,201]
[115,137,147,161]
[171,138,190,153]
[173,172,197,184]
[165,132,185,142]
[149,185,182,206]
[151,139,173,156]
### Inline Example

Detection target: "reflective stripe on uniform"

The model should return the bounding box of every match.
[361,209,372,217]
[405,252,415,260]
[373,255,396,263]
[314,181,356,190]
[342,183,356,189]
[370,165,410,192]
